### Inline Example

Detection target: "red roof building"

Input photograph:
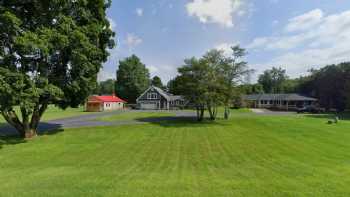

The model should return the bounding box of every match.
[86,94,126,112]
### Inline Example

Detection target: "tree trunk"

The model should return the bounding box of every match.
[1,110,25,137]
[196,105,205,121]
[1,103,48,138]
[207,102,217,120]
[224,106,230,120]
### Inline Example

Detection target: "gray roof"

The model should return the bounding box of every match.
[153,86,171,100]
[243,94,317,101]
[142,86,185,101]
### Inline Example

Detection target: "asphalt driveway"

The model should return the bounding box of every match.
[250,108,296,115]
[0,110,196,136]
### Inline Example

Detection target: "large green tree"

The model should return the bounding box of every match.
[168,76,186,95]
[115,55,150,103]
[177,58,209,121]
[0,0,114,138]
[215,46,251,119]
[151,76,164,89]
[94,79,115,95]
[176,47,251,121]
[258,67,288,93]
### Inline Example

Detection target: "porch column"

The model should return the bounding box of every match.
[286,101,289,111]
[280,100,282,109]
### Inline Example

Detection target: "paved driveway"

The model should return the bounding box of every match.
[250,108,296,115]
[0,110,196,136]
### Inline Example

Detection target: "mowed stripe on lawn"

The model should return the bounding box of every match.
[1,115,350,196]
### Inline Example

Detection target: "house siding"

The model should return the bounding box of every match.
[137,86,185,110]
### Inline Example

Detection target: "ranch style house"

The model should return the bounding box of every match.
[86,94,126,112]
[243,94,318,111]
[136,86,186,110]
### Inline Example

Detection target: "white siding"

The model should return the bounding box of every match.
[102,102,124,111]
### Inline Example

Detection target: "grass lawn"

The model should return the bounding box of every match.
[0,105,95,124]
[1,112,350,196]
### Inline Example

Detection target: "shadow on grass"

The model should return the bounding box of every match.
[305,112,350,121]
[135,116,229,128]
[0,136,27,149]
[0,122,64,149]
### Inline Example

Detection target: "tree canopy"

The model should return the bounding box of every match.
[151,76,164,89]
[94,79,116,95]
[115,55,150,103]
[298,62,350,111]
[176,46,251,121]
[258,67,288,93]
[0,0,114,138]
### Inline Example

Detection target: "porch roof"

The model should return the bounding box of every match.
[243,94,317,102]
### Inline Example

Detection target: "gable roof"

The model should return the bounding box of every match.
[89,95,126,103]
[136,86,184,102]
[243,94,317,101]
[153,86,171,100]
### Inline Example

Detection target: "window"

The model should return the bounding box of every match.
[147,93,158,99]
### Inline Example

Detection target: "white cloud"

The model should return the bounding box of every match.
[215,43,237,56]
[98,70,116,81]
[285,9,324,32]
[108,17,117,31]
[247,9,350,78]
[186,0,245,28]
[125,33,143,50]
[136,8,144,16]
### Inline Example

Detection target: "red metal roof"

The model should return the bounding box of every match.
[88,95,126,103]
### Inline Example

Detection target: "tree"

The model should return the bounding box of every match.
[96,79,115,95]
[239,84,264,94]
[177,58,210,121]
[168,76,187,95]
[176,47,251,121]
[258,67,288,93]
[215,46,252,119]
[298,63,350,111]
[115,55,150,103]
[151,76,164,89]
[0,0,114,138]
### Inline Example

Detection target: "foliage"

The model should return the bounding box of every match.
[177,57,209,121]
[298,62,350,111]
[151,76,164,89]
[0,0,114,137]
[115,55,150,103]
[168,76,187,95]
[239,83,264,94]
[94,79,115,95]
[176,46,251,120]
[258,67,288,93]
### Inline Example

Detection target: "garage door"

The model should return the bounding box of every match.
[140,103,158,110]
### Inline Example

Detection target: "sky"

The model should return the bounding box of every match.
[100,0,350,83]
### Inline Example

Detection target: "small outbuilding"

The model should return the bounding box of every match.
[86,94,126,112]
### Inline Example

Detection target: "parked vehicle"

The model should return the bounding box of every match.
[297,106,325,114]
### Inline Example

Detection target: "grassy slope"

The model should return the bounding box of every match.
[1,113,350,196]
